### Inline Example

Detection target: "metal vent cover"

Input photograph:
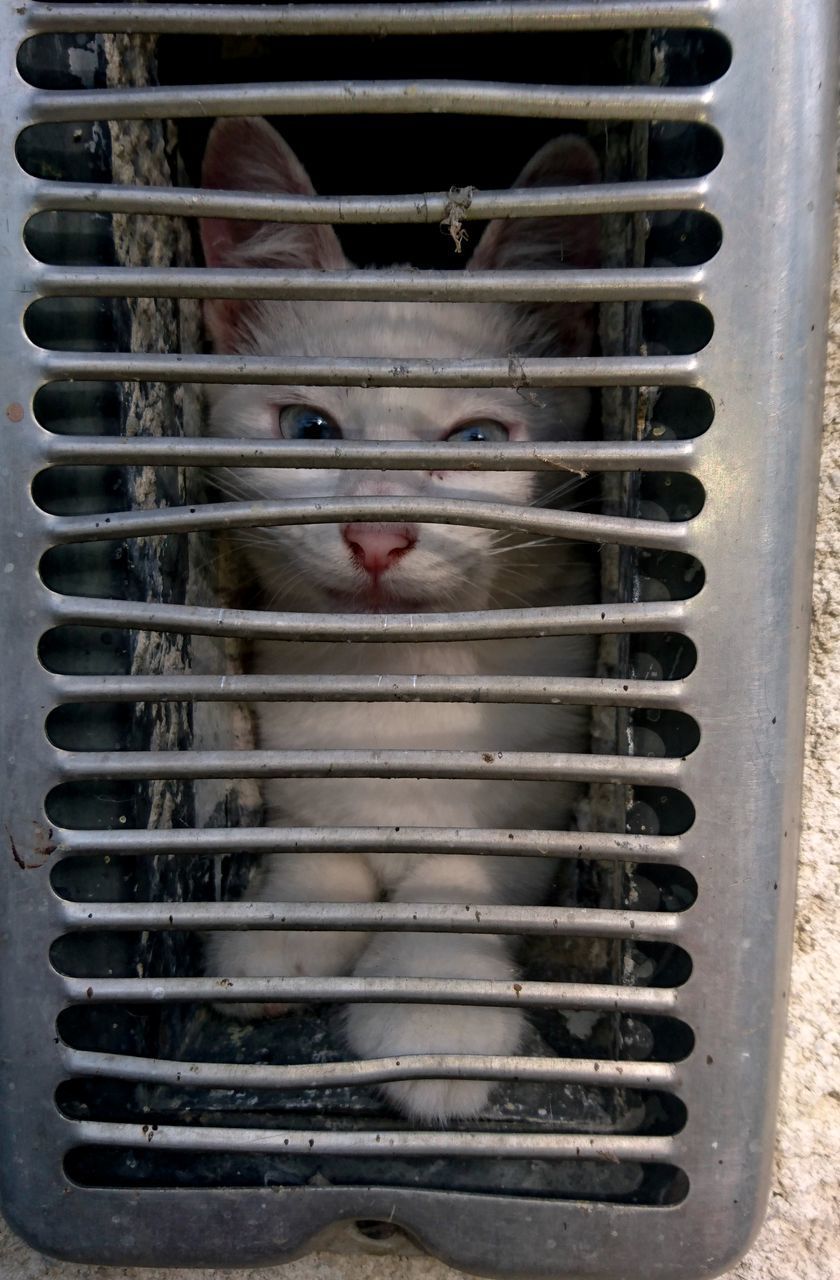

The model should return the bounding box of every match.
[0,2,836,1276]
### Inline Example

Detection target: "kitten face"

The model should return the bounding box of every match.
[200,119,599,613]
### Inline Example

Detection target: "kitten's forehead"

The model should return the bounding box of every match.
[338,386,528,440]
[248,298,511,359]
[221,295,590,443]
[244,297,529,438]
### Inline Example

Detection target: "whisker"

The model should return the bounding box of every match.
[529,474,592,508]
[485,537,567,557]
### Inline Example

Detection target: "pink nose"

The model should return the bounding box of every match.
[342,523,417,577]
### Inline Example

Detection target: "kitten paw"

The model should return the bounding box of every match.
[384,1076,495,1125]
[204,928,369,1020]
[345,998,523,1124]
[346,929,524,1122]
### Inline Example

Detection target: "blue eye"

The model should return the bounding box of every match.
[445,419,510,444]
[279,405,342,440]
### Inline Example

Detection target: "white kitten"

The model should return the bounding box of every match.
[199,118,599,1123]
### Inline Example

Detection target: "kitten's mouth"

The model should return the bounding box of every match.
[323,584,433,614]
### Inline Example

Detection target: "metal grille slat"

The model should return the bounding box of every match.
[29,177,713,223]
[59,1047,683,1092]
[32,265,704,304]
[61,1119,678,1163]
[48,497,692,552]
[60,975,681,1014]
[49,673,689,708]
[56,748,685,786]
[41,437,698,472]
[27,81,712,126]
[39,351,699,387]
[53,827,685,864]
[25,3,718,38]
[48,596,690,642]
[57,901,684,940]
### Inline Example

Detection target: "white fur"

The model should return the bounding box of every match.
[200,120,597,1124]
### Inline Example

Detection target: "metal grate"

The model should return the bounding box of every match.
[1,2,836,1275]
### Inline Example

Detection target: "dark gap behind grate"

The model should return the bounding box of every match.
[63,1147,690,1205]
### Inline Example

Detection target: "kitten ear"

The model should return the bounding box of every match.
[470,136,600,271]
[469,136,600,355]
[199,117,346,351]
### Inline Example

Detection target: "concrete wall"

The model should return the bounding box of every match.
[2,169,837,1280]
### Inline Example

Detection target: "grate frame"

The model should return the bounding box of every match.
[1,2,837,1276]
